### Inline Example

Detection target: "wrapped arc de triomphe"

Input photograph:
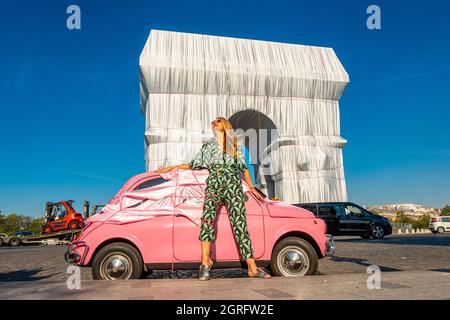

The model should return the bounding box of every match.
[139,29,349,204]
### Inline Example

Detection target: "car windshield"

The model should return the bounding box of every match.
[133,177,167,190]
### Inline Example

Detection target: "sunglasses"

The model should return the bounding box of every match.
[211,119,221,125]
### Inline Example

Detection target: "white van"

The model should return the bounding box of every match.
[429,216,450,234]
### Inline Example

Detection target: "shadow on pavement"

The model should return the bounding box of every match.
[330,255,402,272]
[145,269,250,280]
[0,268,57,282]
[430,268,450,273]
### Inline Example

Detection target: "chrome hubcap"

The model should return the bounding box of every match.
[100,254,132,280]
[277,246,309,277]
[373,226,384,238]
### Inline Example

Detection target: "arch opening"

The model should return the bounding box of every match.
[229,110,279,199]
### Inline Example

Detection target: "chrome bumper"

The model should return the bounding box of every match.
[325,234,335,255]
[65,240,88,265]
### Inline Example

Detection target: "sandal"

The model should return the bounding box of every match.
[248,267,271,279]
[198,259,214,281]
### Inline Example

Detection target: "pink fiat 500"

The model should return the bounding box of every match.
[65,169,334,280]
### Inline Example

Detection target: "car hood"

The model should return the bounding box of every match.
[264,199,316,219]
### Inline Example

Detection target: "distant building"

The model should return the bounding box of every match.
[368,203,441,220]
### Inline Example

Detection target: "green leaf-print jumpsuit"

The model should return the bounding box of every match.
[188,138,254,260]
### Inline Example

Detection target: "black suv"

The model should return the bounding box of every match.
[294,202,392,239]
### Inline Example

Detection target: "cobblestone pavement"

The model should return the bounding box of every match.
[0,234,449,283]
[1,269,449,300]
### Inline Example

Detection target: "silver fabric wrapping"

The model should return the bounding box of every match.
[139,30,349,204]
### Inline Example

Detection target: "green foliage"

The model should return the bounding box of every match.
[395,211,412,224]
[394,210,431,229]
[411,214,431,229]
[441,204,450,216]
[0,213,44,235]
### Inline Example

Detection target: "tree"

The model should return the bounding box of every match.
[412,214,431,229]
[395,211,412,224]
[0,213,6,232]
[0,213,45,235]
[441,204,450,216]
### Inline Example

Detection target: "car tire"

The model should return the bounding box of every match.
[437,227,445,234]
[68,221,79,230]
[92,242,143,280]
[370,224,385,239]
[9,237,21,247]
[360,235,371,239]
[270,237,318,277]
[0,237,4,247]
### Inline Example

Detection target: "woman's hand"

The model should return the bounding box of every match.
[250,187,264,201]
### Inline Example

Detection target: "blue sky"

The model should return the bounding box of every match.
[0,0,449,217]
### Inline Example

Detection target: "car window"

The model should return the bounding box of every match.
[442,217,450,223]
[56,204,68,220]
[318,205,339,217]
[133,177,167,190]
[344,204,363,216]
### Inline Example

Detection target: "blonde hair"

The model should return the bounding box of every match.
[214,117,238,157]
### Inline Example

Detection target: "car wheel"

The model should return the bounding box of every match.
[360,235,371,239]
[270,237,318,277]
[9,237,21,247]
[437,227,445,234]
[92,242,143,280]
[0,237,4,247]
[370,224,385,239]
[68,221,79,230]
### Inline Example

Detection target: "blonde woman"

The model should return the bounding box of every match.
[156,117,271,280]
